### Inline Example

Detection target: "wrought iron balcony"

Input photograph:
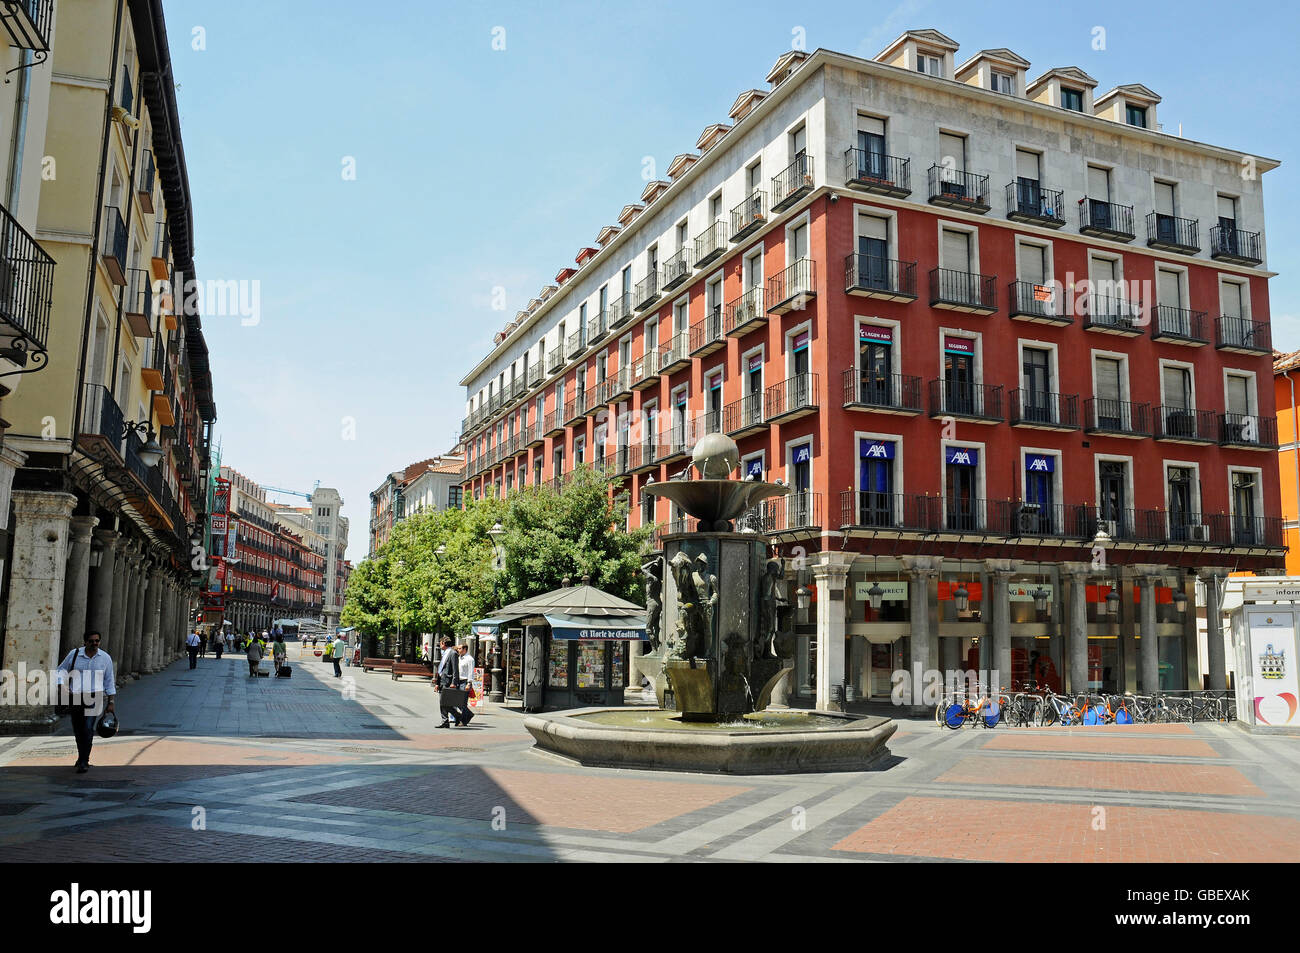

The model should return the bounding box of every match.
[545,348,562,374]
[927,166,990,212]
[929,267,996,313]
[80,383,126,456]
[566,329,585,359]
[767,258,816,314]
[526,421,545,448]
[689,307,725,357]
[845,255,916,301]
[724,287,765,337]
[629,442,658,474]
[1151,305,1208,345]
[2,0,53,51]
[659,332,690,375]
[634,271,661,311]
[764,373,818,424]
[928,379,1003,423]
[608,292,634,329]
[141,332,166,392]
[750,490,822,535]
[1009,389,1079,430]
[101,205,128,286]
[1216,514,1284,549]
[138,149,156,214]
[839,492,937,533]
[1220,413,1278,450]
[608,366,633,403]
[842,370,922,415]
[662,248,693,291]
[1146,212,1199,254]
[730,190,767,242]
[587,309,608,345]
[124,268,153,338]
[1007,280,1067,324]
[1084,398,1151,438]
[771,153,814,211]
[938,497,990,535]
[1082,293,1143,335]
[563,393,587,425]
[0,200,54,368]
[843,149,910,197]
[993,501,1088,539]
[724,391,766,438]
[632,349,662,389]
[1079,198,1136,242]
[1209,225,1262,266]
[542,410,563,438]
[583,384,602,416]
[1005,181,1064,227]
[1215,316,1270,354]
[694,220,727,268]
[655,429,690,464]
[527,364,542,388]
[1153,406,1217,443]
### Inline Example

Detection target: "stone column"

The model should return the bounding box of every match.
[0,491,77,731]
[118,551,141,679]
[60,515,99,659]
[87,529,120,643]
[985,559,1016,691]
[140,566,162,677]
[107,541,133,666]
[1200,569,1227,691]
[901,555,940,704]
[1136,568,1161,694]
[129,566,148,675]
[1061,563,1090,695]
[812,555,851,712]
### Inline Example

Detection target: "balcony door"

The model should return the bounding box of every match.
[944,339,975,414]
[1087,165,1112,227]
[706,374,722,434]
[1024,454,1055,534]
[791,443,812,525]
[1217,194,1239,253]
[1167,466,1194,540]
[858,215,889,289]
[859,440,894,526]
[1015,148,1041,211]
[859,328,892,405]
[672,393,687,448]
[1162,365,1193,436]
[1022,347,1053,423]
[857,117,886,178]
[1154,182,1178,243]
[1157,269,1186,335]
[1226,374,1252,441]
[1232,472,1257,543]
[1099,461,1128,536]
[945,448,977,530]
[939,132,966,193]
[941,228,974,302]
[1018,242,1048,312]
[745,354,763,425]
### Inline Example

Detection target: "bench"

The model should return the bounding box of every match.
[361,658,394,673]
[391,662,434,682]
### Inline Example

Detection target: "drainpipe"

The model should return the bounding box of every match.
[5,50,32,211]
[1287,370,1300,570]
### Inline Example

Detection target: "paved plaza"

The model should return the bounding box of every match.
[2,648,1298,863]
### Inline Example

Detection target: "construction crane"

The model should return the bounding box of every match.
[262,480,321,501]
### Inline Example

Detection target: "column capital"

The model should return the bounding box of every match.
[900,555,942,576]
[11,489,77,519]
[810,561,849,588]
[984,558,1019,578]
[68,515,99,542]
[1059,561,1094,579]
[1131,563,1167,583]
[1196,566,1233,581]
[92,526,120,547]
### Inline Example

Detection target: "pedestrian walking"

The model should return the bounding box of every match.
[214,630,225,659]
[436,637,469,728]
[199,630,208,657]
[272,633,286,676]
[330,632,346,678]
[56,631,117,774]
[246,637,263,677]
[456,642,475,725]
[186,630,201,669]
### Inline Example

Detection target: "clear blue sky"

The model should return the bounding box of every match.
[165,0,1300,563]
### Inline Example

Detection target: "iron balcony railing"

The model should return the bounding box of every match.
[1083,293,1142,332]
[764,373,818,421]
[993,501,1088,539]
[152,219,170,261]
[723,391,765,435]
[1084,398,1151,436]
[1209,225,1263,265]
[546,348,562,374]
[1005,181,1064,225]
[1215,316,1270,352]
[730,190,767,241]
[767,258,815,312]
[659,332,690,374]
[694,220,727,267]
[1220,514,1284,549]
[81,383,125,455]
[564,393,587,424]
[634,270,661,311]
[842,370,922,413]
[119,65,134,114]
[928,379,1003,421]
[0,200,54,354]
[845,255,916,298]
[138,149,156,209]
[939,497,989,533]
[690,307,724,355]
[608,292,633,328]
[1154,406,1217,442]
[527,364,542,388]
[1079,198,1136,240]
[656,428,689,461]
[1010,389,1079,429]
[128,267,153,322]
[1008,280,1065,321]
[699,407,723,437]
[587,309,608,344]
[1146,212,1200,252]
[929,267,996,310]
[662,247,693,290]
[1220,413,1279,449]
[1,0,54,51]
[724,287,764,336]
[1152,305,1207,344]
[772,152,814,210]
[927,166,990,210]
[583,384,602,413]
[102,205,128,285]
[566,329,585,359]
[843,149,910,195]
[839,492,938,532]
[608,366,633,401]
[633,349,661,385]
[751,490,822,534]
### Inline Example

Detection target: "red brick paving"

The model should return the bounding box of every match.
[12,737,348,769]
[832,796,1300,861]
[982,733,1218,758]
[937,756,1265,797]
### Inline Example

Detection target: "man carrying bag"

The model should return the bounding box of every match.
[436,637,469,728]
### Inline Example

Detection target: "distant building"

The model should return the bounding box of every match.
[368,449,465,555]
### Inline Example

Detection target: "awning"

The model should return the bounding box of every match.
[470,617,508,636]
[544,613,647,641]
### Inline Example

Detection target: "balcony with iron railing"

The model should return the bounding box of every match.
[1084,398,1151,438]
[750,490,822,535]
[566,329,585,360]
[101,205,128,286]
[1082,293,1143,335]
[1215,316,1270,354]
[772,153,814,211]
[730,190,767,242]
[764,373,818,424]
[927,166,990,212]
[694,220,727,268]
[583,384,603,416]
[527,364,542,388]
[628,442,658,474]
[608,292,634,329]
[724,391,766,438]
[634,270,661,312]
[659,332,690,375]
[1219,413,1279,450]
[724,287,765,337]
[546,348,562,374]
[608,366,634,403]
[587,309,608,345]
[839,492,938,533]
[662,247,693,291]
[141,332,167,392]
[1151,305,1208,346]
[842,370,923,415]
[690,307,725,357]
[0,200,54,362]
[1146,212,1199,254]
[767,258,816,314]
[543,410,563,438]
[1,0,53,51]
[1209,225,1262,266]
[993,501,1089,539]
[1005,180,1064,227]
[137,148,156,214]
[124,268,153,338]
[632,349,662,390]
[1079,198,1136,242]
[80,383,126,457]
[1007,280,1067,324]
[843,149,910,197]
[844,255,916,301]
[928,379,1003,423]
[1009,389,1079,430]
[1153,406,1217,443]
[929,267,996,313]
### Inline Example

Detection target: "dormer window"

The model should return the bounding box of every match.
[991,71,1013,94]
[1061,87,1084,111]
[916,50,942,76]
[1126,104,1148,128]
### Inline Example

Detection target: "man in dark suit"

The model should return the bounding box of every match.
[437,636,469,728]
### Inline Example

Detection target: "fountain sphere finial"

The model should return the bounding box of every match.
[692,432,740,480]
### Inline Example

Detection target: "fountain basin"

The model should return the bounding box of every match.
[523,707,897,774]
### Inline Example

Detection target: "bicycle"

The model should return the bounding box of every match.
[942,686,1004,729]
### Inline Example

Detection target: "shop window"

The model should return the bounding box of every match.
[547,640,569,687]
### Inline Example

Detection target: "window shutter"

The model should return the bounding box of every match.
[861,215,888,242]
[1087,165,1109,200]
[1015,149,1040,181]
[1227,376,1250,416]
[942,229,971,272]
[1096,358,1122,402]
[1017,244,1045,284]
[1157,270,1181,308]
[1220,282,1244,318]
[1154,182,1175,216]
[939,133,965,173]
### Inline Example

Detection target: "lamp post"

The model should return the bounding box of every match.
[122,420,164,468]
[953,583,970,614]
[487,523,506,702]
[393,558,405,660]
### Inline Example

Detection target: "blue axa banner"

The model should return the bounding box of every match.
[860,439,895,459]
[1026,453,1055,472]
[945,446,978,466]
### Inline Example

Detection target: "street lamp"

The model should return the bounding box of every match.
[485,523,507,702]
[867,581,884,611]
[1032,586,1050,614]
[953,584,970,614]
[1105,586,1121,616]
[1173,587,1189,614]
[488,522,505,571]
[123,420,164,468]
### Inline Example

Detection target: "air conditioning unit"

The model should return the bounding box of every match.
[1096,519,1118,538]
[1188,524,1211,542]
[1016,503,1041,533]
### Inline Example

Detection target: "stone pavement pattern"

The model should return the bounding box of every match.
[2,646,1299,862]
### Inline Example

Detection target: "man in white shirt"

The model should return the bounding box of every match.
[56,631,117,774]
[456,643,475,725]
[185,630,201,669]
[330,634,347,678]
